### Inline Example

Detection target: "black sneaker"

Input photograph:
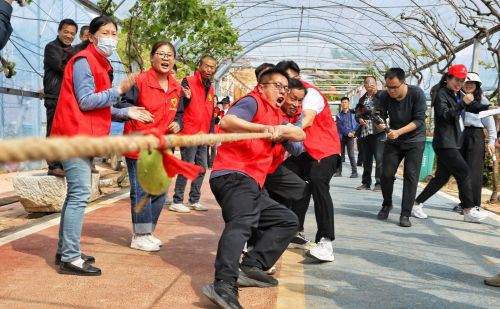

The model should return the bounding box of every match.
[399,215,411,227]
[350,172,358,178]
[452,205,464,215]
[356,184,370,190]
[334,172,342,177]
[288,232,315,250]
[202,280,242,309]
[377,205,393,220]
[372,184,382,192]
[237,265,278,287]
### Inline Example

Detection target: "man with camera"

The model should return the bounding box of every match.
[355,76,385,191]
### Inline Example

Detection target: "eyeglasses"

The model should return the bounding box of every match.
[386,83,404,90]
[261,82,290,93]
[155,52,175,59]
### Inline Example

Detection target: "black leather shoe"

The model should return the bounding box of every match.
[377,205,393,220]
[59,261,101,276]
[399,215,411,227]
[237,265,278,287]
[55,253,95,266]
[202,280,242,309]
[356,184,370,190]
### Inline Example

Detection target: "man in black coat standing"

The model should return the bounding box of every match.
[43,18,77,177]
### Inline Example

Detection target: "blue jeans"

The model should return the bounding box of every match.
[173,145,207,204]
[57,157,92,262]
[126,158,166,234]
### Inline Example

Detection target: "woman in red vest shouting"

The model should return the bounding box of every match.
[50,16,151,276]
[121,41,183,252]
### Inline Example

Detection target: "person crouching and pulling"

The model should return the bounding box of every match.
[202,67,304,309]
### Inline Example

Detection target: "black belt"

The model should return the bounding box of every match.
[465,126,483,129]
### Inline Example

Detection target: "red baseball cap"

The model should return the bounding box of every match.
[447,64,467,79]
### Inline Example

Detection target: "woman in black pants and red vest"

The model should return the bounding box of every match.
[413,64,489,223]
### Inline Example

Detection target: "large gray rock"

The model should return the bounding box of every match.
[12,173,101,213]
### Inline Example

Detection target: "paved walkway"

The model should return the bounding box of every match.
[297,162,500,308]
[0,162,499,308]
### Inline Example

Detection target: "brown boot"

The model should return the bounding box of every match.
[484,274,500,287]
[48,167,65,177]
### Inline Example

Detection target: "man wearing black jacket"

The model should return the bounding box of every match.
[43,18,77,177]
[376,68,427,227]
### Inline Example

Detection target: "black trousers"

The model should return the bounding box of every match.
[360,132,385,186]
[210,173,298,283]
[283,152,337,242]
[44,99,63,170]
[462,127,485,206]
[207,144,217,168]
[264,164,310,204]
[380,142,425,217]
[415,148,475,209]
[338,136,357,174]
[357,138,363,166]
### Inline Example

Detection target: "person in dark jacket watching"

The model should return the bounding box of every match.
[355,76,385,191]
[0,0,27,50]
[414,64,489,223]
[44,18,78,177]
[335,97,359,178]
[0,0,13,50]
[375,68,427,228]
[79,25,90,42]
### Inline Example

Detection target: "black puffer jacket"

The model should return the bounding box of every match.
[432,87,488,149]
[43,38,71,97]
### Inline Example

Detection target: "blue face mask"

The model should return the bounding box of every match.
[96,37,117,57]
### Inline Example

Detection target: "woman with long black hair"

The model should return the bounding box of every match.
[413,64,489,223]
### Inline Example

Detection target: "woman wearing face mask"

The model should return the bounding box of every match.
[120,41,183,252]
[50,15,151,276]
[413,65,489,223]
[453,72,496,214]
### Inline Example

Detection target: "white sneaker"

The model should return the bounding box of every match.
[169,203,191,213]
[189,202,208,211]
[164,197,173,206]
[307,237,334,262]
[412,203,428,219]
[464,207,488,223]
[146,234,163,247]
[130,235,160,252]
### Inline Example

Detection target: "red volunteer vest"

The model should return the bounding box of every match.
[268,108,302,174]
[212,87,282,188]
[181,71,214,134]
[123,68,181,159]
[301,80,341,160]
[51,44,112,137]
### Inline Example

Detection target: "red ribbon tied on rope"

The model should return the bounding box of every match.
[144,128,203,180]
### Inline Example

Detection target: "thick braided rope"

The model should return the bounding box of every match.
[0,133,271,164]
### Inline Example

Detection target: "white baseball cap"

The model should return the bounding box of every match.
[466,72,482,87]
